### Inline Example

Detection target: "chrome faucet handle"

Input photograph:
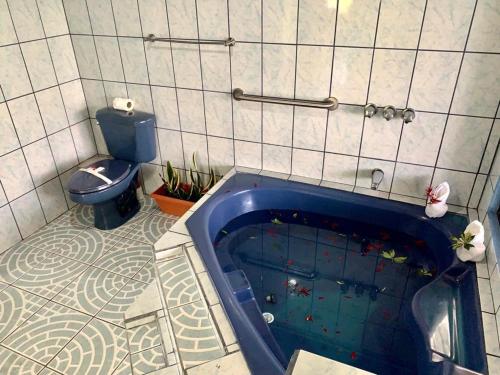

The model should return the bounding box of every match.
[382,105,397,121]
[402,108,416,124]
[371,169,384,190]
[364,103,378,118]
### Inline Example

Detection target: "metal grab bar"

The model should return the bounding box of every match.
[144,34,236,46]
[233,88,339,111]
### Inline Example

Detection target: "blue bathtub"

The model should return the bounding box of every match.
[186,173,487,375]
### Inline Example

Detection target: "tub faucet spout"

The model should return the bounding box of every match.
[371,169,384,190]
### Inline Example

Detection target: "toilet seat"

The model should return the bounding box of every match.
[68,159,134,194]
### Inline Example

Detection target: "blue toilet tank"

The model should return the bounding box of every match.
[96,108,156,163]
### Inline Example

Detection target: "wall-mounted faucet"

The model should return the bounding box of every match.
[371,169,384,190]
[402,108,416,124]
[382,105,397,121]
[364,103,378,118]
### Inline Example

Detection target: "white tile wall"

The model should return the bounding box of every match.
[0,0,95,253]
[60,0,499,216]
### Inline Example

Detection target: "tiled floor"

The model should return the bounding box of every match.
[0,197,177,375]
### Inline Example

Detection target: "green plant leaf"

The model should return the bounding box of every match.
[393,256,407,264]
[271,218,283,225]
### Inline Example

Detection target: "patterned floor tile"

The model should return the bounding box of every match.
[48,318,128,375]
[22,225,84,252]
[169,300,224,368]
[125,214,177,244]
[2,301,91,365]
[37,368,62,375]
[0,286,49,342]
[157,257,200,308]
[50,229,121,265]
[97,279,149,328]
[0,243,49,284]
[53,267,129,316]
[130,346,166,374]
[133,260,156,284]
[93,240,153,279]
[127,321,161,353]
[112,354,132,375]
[96,212,153,239]
[139,196,160,214]
[13,253,89,299]
[58,204,95,227]
[0,345,43,374]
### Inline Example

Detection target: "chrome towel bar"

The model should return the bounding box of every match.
[232,88,338,110]
[144,34,236,46]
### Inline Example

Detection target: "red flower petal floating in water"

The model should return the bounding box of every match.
[382,310,392,320]
[298,287,311,297]
[323,250,330,257]
[375,260,385,272]
[374,242,384,250]
[266,228,278,238]
[366,243,376,252]
[287,259,294,266]
[330,222,339,230]
[415,239,426,247]
[380,231,391,240]
[305,314,313,321]
[351,352,357,360]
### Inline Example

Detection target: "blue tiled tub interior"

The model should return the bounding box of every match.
[186,173,487,375]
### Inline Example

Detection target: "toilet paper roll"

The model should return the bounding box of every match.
[112,97,135,112]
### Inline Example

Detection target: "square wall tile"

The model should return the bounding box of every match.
[233,100,261,142]
[81,79,106,118]
[7,0,44,42]
[291,148,323,180]
[480,119,499,174]
[263,0,297,43]
[177,89,206,134]
[112,0,142,37]
[167,0,198,38]
[63,0,92,34]
[325,105,363,156]
[0,0,17,46]
[361,116,402,161]
[158,129,184,169]
[208,136,234,175]
[469,174,487,208]
[376,0,425,49]
[451,53,500,117]
[397,112,447,166]
[21,40,58,92]
[86,0,116,36]
[336,0,379,47]
[47,36,80,84]
[36,178,67,222]
[90,119,108,155]
[200,45,231,92]
[171,46,202,90]
[204,92,233,138]
[138,0,170,38]
[37,0,69,37]
[0,45,32,99]
[119,37,149,84]
[235,140,261,170]
[23,138,57,187]
[151,86,179,130]
[263,144,291,174]
[71,120,97,161]
[420,0,475,51]
[49,128,79,173]
[323,153,358,185]
[0,103,20,155]
[94,37,125,82]
[229,0,261,42]
[72,35,101,80]
[11,191,46,238]
[145,42,175,86]
[9,95,46,146]
[409,51,462,113]
[60,80,88,125]
[437,116,491,173]
[104,81,127,106]
[369,49,415,109]
[263,44,296,98]
[432,168,475,206]
[356,158,395,192]
[296,46,333,100]
[0,205,21,253]
[197,0,228,39]
[231,43,261,95]
[391,163,433,198]
[467,0,500,53]
[0,149,34,201]
[127,83,153,113]
[293,107,328,151]
[331,47,372,105]
[262,104,293,147]
[35,87,69,135]
[297,0,336,45]
[183,132,209,172]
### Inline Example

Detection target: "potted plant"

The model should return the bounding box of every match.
[151,154,219,216]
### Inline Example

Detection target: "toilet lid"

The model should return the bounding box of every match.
[68,159,133,194]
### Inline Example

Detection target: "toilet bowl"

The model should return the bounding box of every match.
[67,108,156,230]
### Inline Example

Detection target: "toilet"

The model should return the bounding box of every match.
[67,108,156,230]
